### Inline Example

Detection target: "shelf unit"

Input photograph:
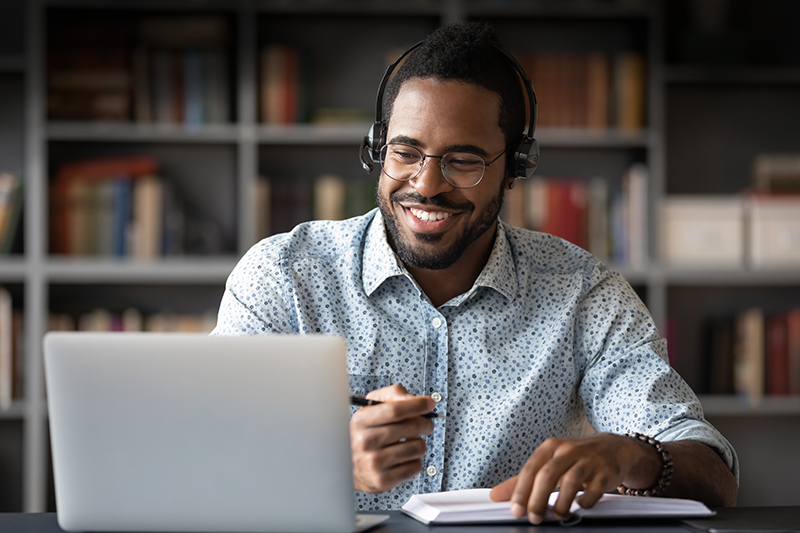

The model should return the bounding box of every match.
[1,0,799,512]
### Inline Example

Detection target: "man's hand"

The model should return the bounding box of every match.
[489,433,659,524]
[490,433,738,524]
[350,384,435,493]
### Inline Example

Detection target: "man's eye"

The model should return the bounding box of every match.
[448,157,481,168]
[392,151,420,161]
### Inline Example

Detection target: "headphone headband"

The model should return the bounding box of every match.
[359,39,539,179]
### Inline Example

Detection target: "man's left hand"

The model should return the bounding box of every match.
[489,433,659,524]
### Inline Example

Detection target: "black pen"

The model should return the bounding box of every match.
[350,394,446,419]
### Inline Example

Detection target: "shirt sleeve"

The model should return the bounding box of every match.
[575,262,739,481]
[210,239,297,336]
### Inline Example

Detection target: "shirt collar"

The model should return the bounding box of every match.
[455,221,518,305]
[362,209,407,296]
[362,211,518,303]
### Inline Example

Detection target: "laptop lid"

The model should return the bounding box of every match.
[44,332,361,533]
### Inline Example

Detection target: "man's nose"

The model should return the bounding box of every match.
[409,157,454,198]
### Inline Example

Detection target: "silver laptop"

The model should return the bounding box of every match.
[44,332,388,533]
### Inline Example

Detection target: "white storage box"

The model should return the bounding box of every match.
[748,195,800,268]
[660,196,744,267]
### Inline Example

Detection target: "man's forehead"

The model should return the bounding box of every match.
[387,78,504,145]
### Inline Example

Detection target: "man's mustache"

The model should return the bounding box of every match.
[390,191,474,212]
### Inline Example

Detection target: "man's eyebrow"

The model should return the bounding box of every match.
[387,136,489,157]
[388,135,421,146]
[446,144,489,157]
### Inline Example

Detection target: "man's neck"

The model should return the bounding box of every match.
[405,222,497,308]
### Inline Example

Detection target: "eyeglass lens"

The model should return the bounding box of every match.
[379,144,486,188]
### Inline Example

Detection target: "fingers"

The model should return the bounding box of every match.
[353,395,436,427]
[510,435,628,524]
[510,438,559,522]
[351,413,433,450]
[489,476,518,502]
[350,385,436,494]
[366,383,415,402]
[352,436,427,493]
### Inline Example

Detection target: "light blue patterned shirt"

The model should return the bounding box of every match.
[212,208,738,511]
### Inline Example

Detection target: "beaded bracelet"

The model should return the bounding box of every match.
[616,432,674,497]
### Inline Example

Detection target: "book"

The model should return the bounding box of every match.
[138,15,228,49]
[314,174,347,221]
[586,52,610,129]
[787,308,800,395]
[0,173,23,254]
[625,163,648,269]
[0,286,12,410]
[12,309,23,400]
[733,308,765,405]
[614,51,646,131]
[50,156,158,255]
[254,176,271,240]
[203,50,229,124]
[131,175,163,259]
[528,178,588,250]
[400,488,714,525]
[183,49,204,128]
[753,153,800,193]
[500,179,526,228]
[707,318,735,395]
[766,312,789,395]
[261,44,292,124]
[587,176,610,261]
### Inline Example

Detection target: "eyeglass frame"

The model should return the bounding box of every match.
[378,142,512,189]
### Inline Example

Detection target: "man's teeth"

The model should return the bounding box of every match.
[410,208,452,222]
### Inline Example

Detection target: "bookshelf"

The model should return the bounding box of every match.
[1,0,798,512]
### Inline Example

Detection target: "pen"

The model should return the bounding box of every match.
[350,394,446,419]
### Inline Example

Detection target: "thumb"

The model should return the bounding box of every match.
[489,475,518,502]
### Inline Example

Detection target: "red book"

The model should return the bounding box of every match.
[787,308,800,395]
[542,180,588,249]
[766,312,789,395]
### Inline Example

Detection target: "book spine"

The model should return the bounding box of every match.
[766,313,789,395]
[0,287,12,410]
[183,49,204,127]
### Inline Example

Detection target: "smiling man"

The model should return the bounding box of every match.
[213,22,738,521]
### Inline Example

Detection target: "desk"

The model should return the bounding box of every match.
[0,509,798,533]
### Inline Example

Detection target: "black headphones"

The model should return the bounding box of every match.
[359,40,539,180]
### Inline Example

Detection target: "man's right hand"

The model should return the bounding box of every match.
[350,384,435,493]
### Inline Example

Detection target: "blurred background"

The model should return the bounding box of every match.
[0,0,799,512]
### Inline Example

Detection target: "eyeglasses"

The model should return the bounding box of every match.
[378,143,508,189]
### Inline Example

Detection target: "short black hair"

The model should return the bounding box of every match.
[383,22,527,175]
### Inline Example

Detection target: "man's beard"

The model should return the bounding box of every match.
[377,179,505,270]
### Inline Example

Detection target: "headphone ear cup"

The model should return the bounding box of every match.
[513,136,539,179]
[523,138,539,178]
[360,122,385,173]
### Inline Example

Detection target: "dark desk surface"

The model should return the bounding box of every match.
[1,508,798,533]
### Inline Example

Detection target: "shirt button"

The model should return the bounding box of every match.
[431,392,443,403]
[426,465,438,476]
[432,317,442,328]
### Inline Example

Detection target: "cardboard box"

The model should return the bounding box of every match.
[748,195,800,268]
[660,196,744,267]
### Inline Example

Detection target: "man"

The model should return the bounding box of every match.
[212,22,738,522]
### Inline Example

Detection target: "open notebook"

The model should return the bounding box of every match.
[401,488,715,525]
[44,332,388,533]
